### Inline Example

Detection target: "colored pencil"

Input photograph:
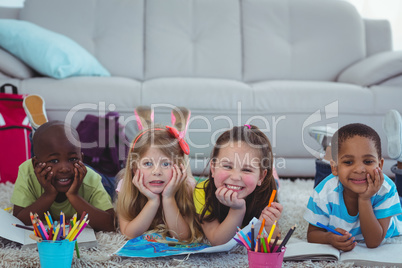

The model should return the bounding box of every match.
[48,225,53,240]
[261,236,267,253]
[72,220,89,241]
[72,213,77,226]
[29,233,42,243]
[47,211,53,226]
[35,220,47,240]
[316,222,343,236]
[266,220,277,251]
[29,212,40,236]
[270,234,280,252]
[254,238,259,252]
[71,214,88,241]
[276,225,296,252]
[236,232,251,250]
[251,223,255,251]
[12,224,34,231]
[258,189,277,236]
[237,227,251,247]
[75,241,80,258]
[234,237,244,246]
[66,221,80,241]
[53,224,60,241]
[37,219,49,240]
[78,211,87,224]
[44,212,52,228]
[56,224,63,241]
[62,212,65,237]
[59,212,63,233]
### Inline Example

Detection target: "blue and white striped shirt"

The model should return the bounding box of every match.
[304,174,402,240]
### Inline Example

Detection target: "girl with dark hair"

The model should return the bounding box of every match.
[194,125,282,245]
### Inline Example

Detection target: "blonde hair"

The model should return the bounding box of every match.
[116,125,202,243]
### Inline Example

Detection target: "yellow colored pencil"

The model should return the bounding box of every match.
[44,212,51,228]
[65,220,80,240]
[70,214,88,241]
[72,213,77,226]
[52,224,60,241]
[266,220,277,252]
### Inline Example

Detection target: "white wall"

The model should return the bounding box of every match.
[0,0,24,7]
[346,0,402,50]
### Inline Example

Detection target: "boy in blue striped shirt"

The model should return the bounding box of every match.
[304,123,402,251]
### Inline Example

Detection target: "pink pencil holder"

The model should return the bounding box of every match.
[247,247,286,268]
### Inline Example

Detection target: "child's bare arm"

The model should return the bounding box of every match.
[307,224,356,251]
[13,163,58,225]
[13,196,55,225]
[201,206,246,246]
[162,197,191,240]
[66,162,115,231]
[118,200,160,239]
[201,187,247,245]
[119,170,160,238]
[162,164,191,240]
[66,194,115,231]
[358,167,388,248]
[359,198,390,247]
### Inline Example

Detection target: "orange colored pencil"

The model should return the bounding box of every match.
[258,190,277,236]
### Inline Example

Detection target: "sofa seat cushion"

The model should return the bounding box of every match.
[251,81,374,115]
[371,86,402,114]
[20,76,142,138]
[142,78,254,111]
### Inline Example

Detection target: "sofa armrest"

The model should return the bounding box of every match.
[0,47,36,79]
[337,51,402,86]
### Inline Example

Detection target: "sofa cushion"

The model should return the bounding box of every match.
[145,0,242,80]
[20,0,145,80]
[337,51,402,86]
[142,78,253,110]
[371,86,402,114]
[242,0,365,82]
[251,81,373,114]
[0,47,35,79]
[0,19,110,79]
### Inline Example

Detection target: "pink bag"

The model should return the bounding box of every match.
[0,83,32,183]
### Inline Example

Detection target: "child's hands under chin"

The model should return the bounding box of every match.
[132,170,159,202]
[360,167,384,201]
[34,162,57,196]
[66,161,87,196]
[162,164,186,199]
[215,186,246,209]
[259,202,283,227]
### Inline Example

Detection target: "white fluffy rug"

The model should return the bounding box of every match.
[0,179,396,267]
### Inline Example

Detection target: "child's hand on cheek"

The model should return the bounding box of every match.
[162,164,186,199]
[35,162,57,196]
[215,186,246,209]
[360,167,384,200]
[259,202,283,226]
[67,161,86,196]
[132,170,159,203]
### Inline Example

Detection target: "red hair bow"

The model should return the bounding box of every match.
[166,126,190,155]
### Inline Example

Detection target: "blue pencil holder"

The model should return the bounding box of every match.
[37,240,75,268]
